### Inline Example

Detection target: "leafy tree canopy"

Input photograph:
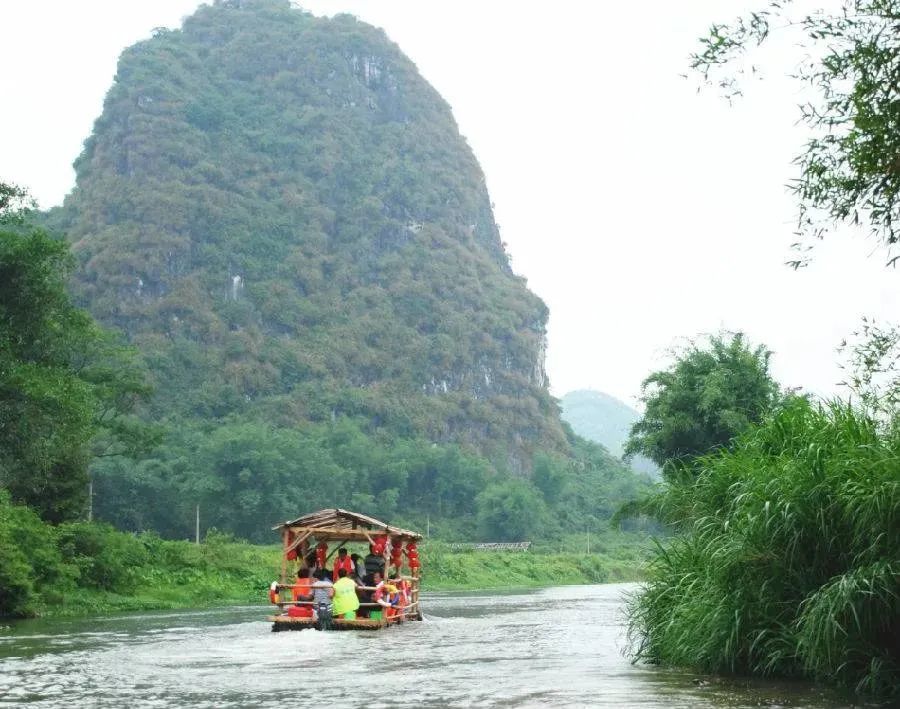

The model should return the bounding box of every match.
[692,1,900,264]
[0,183,153,522]
[624,332,780,473]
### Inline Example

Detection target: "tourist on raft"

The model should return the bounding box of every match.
[332,568,361,620]
[356,570,383,619]
[312,568,334,624]
[374,577,403,619]
[332,547,354,581]
[363,544,385,583]
[389,568,410,609]
[350,553,366,582]
[287,567,314,618]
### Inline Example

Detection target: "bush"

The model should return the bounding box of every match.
[628,399,900,699]
[0,491,72,616]
[56,522,149,592]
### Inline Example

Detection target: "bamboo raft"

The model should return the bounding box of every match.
[268,615,401,631]
[267,508,423,632]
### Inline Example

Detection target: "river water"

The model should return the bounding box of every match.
[0,584,867,708]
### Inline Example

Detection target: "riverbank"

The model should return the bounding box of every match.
[22,532,648,618]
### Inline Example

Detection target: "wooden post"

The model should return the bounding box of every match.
[412,565,421,620]
[281,528,288,587]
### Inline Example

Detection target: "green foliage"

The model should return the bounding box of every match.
[691,1,900,264]
[56,522,150,592]
[476,479,547,541]
[628,399,900,699]
[0,491,75,616]
[0,185,153,522]
[25,0,641,543]
[55,0,566,472]
[624,332,779,473]
[422,538,646,590]
[838,317,900,416]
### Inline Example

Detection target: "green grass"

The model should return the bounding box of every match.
[31,531,648,618]
[423,533,648,590]
[628,399,900,700]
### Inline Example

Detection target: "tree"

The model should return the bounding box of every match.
[692,1,900,265]
[475,479,547,542]
[624,333,780,473]
[0,183,153,522]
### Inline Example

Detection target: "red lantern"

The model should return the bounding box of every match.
[285,530,298,560]
[372,534,387,555]
[316,542,328,566]
[409,557,421,569]
[405,542,417,553]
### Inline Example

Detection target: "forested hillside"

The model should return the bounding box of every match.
[38,0,648,542]
[561,390,659,478]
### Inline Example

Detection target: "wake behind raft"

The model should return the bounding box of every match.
[267,508,423,631]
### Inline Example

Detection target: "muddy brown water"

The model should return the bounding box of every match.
[0,584,868,708]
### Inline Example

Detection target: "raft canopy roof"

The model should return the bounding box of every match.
[273,508,423,542]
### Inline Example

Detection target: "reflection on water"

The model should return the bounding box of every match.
[0,584,868,708]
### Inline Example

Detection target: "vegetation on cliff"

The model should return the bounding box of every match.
[32,0,651,542]
[1,0,651,624]
[53,0,560,458]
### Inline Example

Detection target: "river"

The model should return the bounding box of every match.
[0,584,866,708]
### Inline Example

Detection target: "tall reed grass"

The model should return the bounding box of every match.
[628,399,899,698]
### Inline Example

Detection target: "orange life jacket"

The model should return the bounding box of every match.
[292,577,313,601]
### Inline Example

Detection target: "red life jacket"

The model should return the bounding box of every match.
[332,555,354,581]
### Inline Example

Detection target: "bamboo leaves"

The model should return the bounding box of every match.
[627,399,900,698]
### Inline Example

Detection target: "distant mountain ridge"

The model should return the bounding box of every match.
[561,390,660,478]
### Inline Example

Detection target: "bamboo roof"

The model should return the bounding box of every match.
[272,508,422,541]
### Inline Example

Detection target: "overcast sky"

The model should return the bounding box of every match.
[3,1,897,407]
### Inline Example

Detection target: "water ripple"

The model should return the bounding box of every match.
[0,584,868,708]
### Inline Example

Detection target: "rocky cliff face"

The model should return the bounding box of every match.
[56,0,566,464]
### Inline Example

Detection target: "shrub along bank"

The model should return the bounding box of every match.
[0,493,646,618]
[628,400,900,700]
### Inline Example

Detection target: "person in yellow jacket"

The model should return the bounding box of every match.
[331,568,361,619]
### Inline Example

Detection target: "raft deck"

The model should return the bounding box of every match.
[268,615,405,631]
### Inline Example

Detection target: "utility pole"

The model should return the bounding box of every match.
[426,515,430,538]
[88,478,93,522]
[586,526,590,555]
[195,504,200,545]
